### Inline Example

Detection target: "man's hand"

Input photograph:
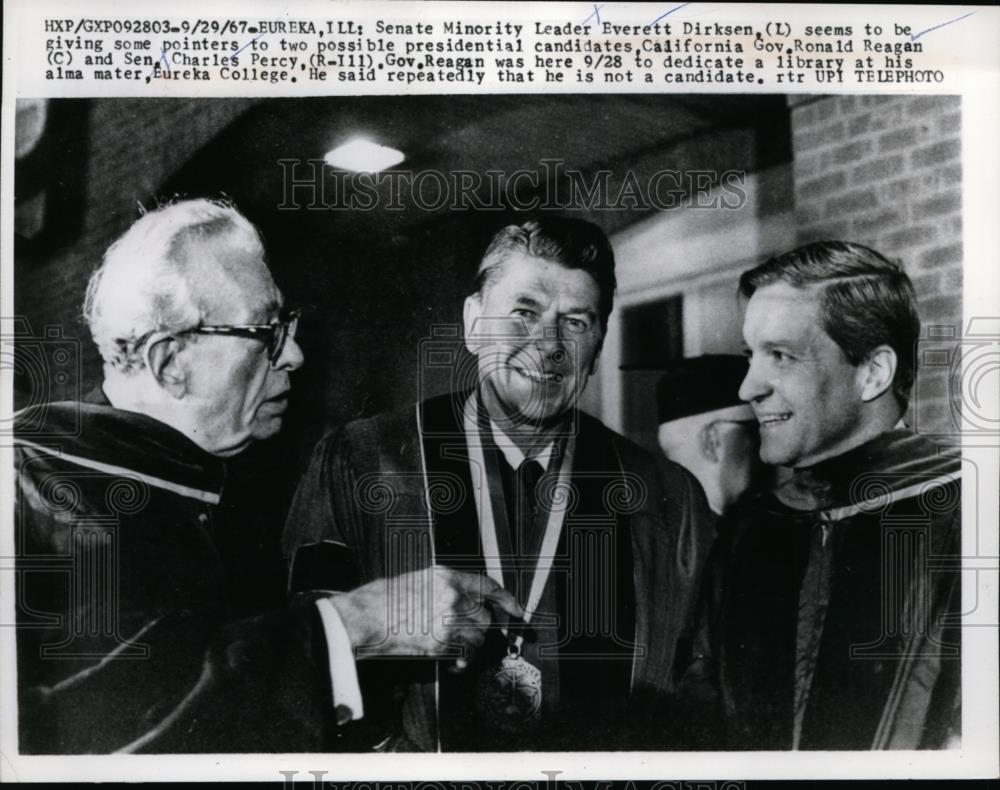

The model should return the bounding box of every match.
[330,566,522,669]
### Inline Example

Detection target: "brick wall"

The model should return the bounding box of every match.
[15,99,260,403]
[788,94,962,437]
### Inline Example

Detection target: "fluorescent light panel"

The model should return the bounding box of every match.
[324,138,404,172]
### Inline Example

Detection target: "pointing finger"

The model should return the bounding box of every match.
[482,584,523,620]
[437,568,524,619]
[469,573,524,619]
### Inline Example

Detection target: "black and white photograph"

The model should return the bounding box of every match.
[2,1,998,784]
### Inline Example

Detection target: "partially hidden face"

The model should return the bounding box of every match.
[178,236,304,456]
[738,282,868,468]
[716,413,764,500]
[464,251,604,427]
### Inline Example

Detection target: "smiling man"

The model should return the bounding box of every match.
[284,217,712,751]
[677,241,962,750]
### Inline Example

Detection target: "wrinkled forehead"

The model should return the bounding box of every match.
[180,233,280,323]
[485,251,600,305]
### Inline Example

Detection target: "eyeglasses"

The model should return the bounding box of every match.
[183,307,301,364]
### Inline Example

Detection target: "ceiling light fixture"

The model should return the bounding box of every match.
[324,138,405,172]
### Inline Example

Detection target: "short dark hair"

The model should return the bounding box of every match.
[473,217,617,332]
[739,240,921,409]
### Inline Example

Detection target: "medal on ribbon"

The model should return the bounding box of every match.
[463,396,575,734]
[477,641,543,733]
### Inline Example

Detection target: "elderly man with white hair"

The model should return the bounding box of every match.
[13,198,519,754]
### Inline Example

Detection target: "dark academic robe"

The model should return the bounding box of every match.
[283,391,714,751]
[675,429,961,750]
[14,401,336,753]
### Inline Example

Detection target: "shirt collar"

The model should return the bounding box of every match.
[488,418,555,471]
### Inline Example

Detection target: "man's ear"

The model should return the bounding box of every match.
[858,344,897,402]
[699,421,721,463]
[588,328,606,376]
[588,348,601,376]
[463,293,483,355]
[144,333,188,399]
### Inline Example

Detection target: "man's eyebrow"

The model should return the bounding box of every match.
[509,294,596,319]
[512,294,544,309]
[758,338,809,354]
[562,304,598,318]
